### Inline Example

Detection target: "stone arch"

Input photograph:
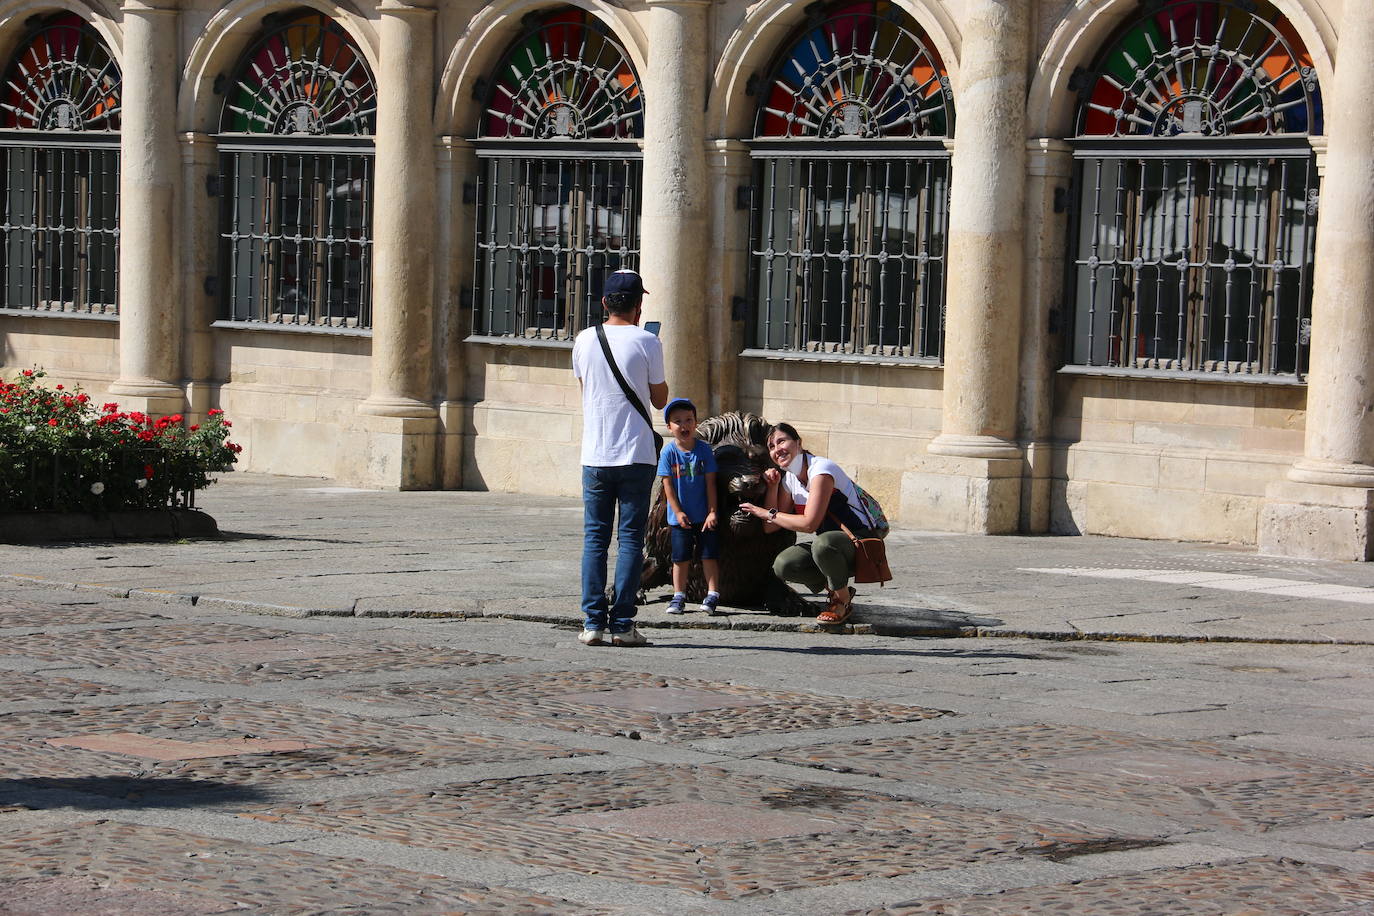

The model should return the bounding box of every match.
[1028,0,1336,140]
[437,0,646,138]
[708,0,959,140]
[179,0,376,134]
[0,0,121,79]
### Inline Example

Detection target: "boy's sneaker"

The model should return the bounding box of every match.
[611,626,650,647]
[666,594,687,615]
[700,593,721,615]
[578,629,606,646]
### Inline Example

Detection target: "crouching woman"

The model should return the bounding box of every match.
[738,422,878,625]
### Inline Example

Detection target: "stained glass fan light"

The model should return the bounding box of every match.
[756,0,951,139]
[481,9,642,139]
[0,14,119,131]
[220,11,376,136]
[1079,0,1321,137]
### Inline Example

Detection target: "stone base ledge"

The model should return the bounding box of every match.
[1259,480,1374,562]
[0,509,219,544]
[901,453,1024,534]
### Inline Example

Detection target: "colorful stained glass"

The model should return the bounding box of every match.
[1078,0,1321,137]
[481,8,642,139]
[220,11,375,136]
[0,14,120,131]
[755,1,951,139]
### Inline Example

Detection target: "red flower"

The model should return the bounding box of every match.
[103,403,119,414]
[47,418,57,426]
[144,464,154,479]
[222,420,232,428]
[207,409,223,417]
[137,430,155,442]
[21,370,32,377]
[189,424,199,431]
[54,384,63,390]
[168,414,183,424]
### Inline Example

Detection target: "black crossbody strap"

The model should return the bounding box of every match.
[595,323,655,434]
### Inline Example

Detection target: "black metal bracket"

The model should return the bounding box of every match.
[462,180,477,205]
[203,276,218,298]
[731,295,748,322]
[745,73,759,98]
[205,174,220,198]
[212,73,226,96]
[735,185,752,210]
[471,76,488,102]
[460,287,473,309]
[1053,186,1070,214]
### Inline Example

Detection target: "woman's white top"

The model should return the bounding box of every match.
[781,455,873,532]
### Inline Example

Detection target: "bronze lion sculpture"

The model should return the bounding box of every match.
[640,411,809,614]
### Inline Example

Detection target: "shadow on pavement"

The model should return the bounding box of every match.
[3,776,275,809]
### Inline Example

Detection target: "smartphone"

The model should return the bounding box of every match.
[643,321,661,337]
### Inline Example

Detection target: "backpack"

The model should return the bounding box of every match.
[854,484,890,539]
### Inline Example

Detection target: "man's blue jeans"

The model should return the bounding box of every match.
[581,463,655,633]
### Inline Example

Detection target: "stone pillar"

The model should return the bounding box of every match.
[356,0,439,488]
[110,0,184,416]
[901,0,1029,533]
[705,140,752,416]
[1260,4,1374,560]
[179,131,218,423]
[435,136,472,489]
[638,0,709,406]
[1020,139,1074,533]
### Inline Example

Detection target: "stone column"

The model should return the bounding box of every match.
[355,0,439,488]
[1260,4,1374,559]
[179,131,218,423]
[638,0,710,406]
[110,0,184,415]
[901,0,1029,533]
[705,140,752,416]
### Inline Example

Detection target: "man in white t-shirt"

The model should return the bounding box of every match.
[571,269,668,647]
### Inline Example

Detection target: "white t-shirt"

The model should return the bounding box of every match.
[572,323,666,467]
[781,455,873,532]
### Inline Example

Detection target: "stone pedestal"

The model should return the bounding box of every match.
[1260,1,1374,559]
[901,454,1022,534]
[638,0,710,406]
[110,0,183,417]
[910,0,1029,533]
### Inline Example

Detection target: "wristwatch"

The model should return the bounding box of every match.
[768,507,778,521]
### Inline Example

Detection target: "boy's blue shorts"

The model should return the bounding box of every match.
[670,523,720,563]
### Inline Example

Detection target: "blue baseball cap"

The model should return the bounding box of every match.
[604,269,648,298]
[663,397,696,422]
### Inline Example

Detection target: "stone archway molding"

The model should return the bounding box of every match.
[0,0,123,79]
[1027,0,1336,141]
[179,0,377,134]
[708,0,960,140]
[437,0,646,138]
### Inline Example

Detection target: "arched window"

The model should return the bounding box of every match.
[749,1,952,358]
[1068,0,1322,377]
[0,13,120,315]
[216,10,376,329]
[472,7,643,341]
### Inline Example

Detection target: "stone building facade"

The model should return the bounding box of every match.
[2,0,1371,560]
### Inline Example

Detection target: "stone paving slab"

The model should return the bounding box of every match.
[849,857,1374,915]
[331,668,951,742]
[0,821,608,914]
[241,764,1120,901]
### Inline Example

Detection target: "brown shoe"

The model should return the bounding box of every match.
[816,587,854,625]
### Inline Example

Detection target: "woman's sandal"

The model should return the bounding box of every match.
[816,586,856,625]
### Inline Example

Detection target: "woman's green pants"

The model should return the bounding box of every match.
[772,530,854,593]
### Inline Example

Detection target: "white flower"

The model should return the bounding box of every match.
[90,482,105,495]
[134,478,147,489]
[23,424,35,433]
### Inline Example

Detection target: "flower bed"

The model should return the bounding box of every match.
[0,370,240,512]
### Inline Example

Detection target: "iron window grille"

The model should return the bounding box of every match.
[1067,0,1322,378]
[215,10,375,330]
[0,14,120,315]
[473,8,643,342]
[747,1,953,360]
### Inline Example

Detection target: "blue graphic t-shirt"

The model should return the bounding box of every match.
[657,439,718,527]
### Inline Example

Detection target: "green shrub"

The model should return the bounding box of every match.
[0,369,240,512]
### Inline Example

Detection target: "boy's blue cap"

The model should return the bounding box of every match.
[604,269,648,298]
[664,397,695,423]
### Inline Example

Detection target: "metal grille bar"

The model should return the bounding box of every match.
[1070,154,1316,377]
[750,155,948,358]
[473,154,641,340]
[0,143,119,313]
[218,149,373,328]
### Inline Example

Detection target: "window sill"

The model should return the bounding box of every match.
[465,334,573,350]
[211,320,371,338]
[1057,364,1306,387]
[0,307,118,322]
[739,348,941,368]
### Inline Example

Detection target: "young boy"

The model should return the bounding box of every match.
[656,398,721,615]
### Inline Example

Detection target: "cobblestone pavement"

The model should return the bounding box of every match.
[2,581,1374,913]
